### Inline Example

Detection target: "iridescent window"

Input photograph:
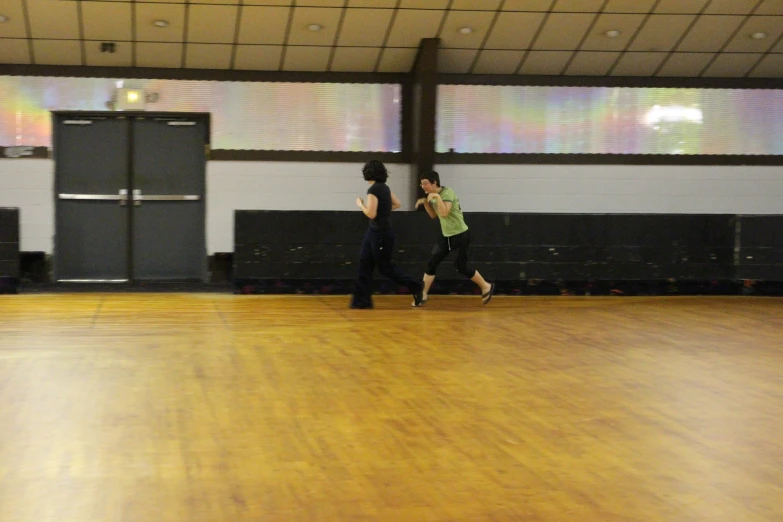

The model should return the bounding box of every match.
[0,76,401,152]
[437,85,783,155]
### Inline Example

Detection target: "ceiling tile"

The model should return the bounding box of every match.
[0,39,30,64]
[723,16,783,52]
[656,52,715,76]
[337,8,394,46]
[135,43,183,68]
[234,45,283,70]
[282,46,331,71]
[580,14,646,51]
[503,0,556,11]
[399,0,449,8]
[603,0,656,13]
[81,2,132,41]
[348,0,398,6]
[503,0,555,10]
[85,40,132,67]
[135,4,186,43]
[532,13,596,50]
[553,0,605,11]
[519,50,572,74]
[705,0,758,15]
[565,51,620,75]
[12,0,775,78]
[238,7,291,45]
[0,0,26,38]
[242,0,292,5]
[296,0,347,6]
[187,5,238,43]
[611,52,668,75]
[376,48,417,72]
[27,0,79,39]
[654,0,710,14]
[629,15,696,51]
[472,50,523,74]
[451,0,502,9]
[676,15,746,52]
[702,53,762,76]
[484,12,546,49]
[330,47,381,71]
[287,7,343,45]
[756,0,783,15]
[748,53,783,77]
[439,10,495,49]
[438,49,478,73]
[385,8,444,47]
[185,43,233,69]
[32,40,82,66]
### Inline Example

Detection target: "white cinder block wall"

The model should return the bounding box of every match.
[436,164,783,215]
[2,160,782,254]
[0,159,54,253]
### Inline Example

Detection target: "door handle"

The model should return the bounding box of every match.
[59,190,129,206]
[132,189,201,206]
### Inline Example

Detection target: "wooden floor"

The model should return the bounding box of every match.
[1,294,783,521]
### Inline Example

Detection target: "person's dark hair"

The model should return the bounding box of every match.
[362,160,388,183]
[419,170,440,186]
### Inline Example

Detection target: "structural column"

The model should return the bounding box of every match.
[407,38,439,204]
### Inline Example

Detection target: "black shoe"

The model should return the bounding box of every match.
[412,289,425,307]
[350,302,373,309]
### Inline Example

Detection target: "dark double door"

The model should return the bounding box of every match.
[54,112,209,282]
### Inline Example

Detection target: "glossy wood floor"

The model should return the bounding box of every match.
[1,294,783,521]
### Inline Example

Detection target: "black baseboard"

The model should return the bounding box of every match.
[20,251,48,282]
[0,276,19,294]
[209,252,233,283]
[12,250,783,297]
[9,277,782,296]
[233,278,783,297]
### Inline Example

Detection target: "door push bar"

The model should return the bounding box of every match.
[58,190,129,206]
[131,189,201,206]
[57,190,201,206]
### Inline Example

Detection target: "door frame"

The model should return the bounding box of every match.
[52,111,211,283]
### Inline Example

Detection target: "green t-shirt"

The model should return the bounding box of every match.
[430,186,469,237]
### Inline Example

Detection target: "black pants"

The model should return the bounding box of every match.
[351,226,422,307]
[426,229,476,279]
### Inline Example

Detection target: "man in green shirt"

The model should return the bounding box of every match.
[414,170,495,306]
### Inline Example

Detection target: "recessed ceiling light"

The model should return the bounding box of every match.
[605,29,621,38]
[152,20,169,28]
[751,32,767,40]
[307,23,323,32]
[0,15,8,23]
[458,26,473,35]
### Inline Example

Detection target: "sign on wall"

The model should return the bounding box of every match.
[0,146,48,159]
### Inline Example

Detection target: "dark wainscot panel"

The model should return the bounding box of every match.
[234,211,783,296]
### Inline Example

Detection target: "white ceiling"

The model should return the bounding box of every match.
[0,0,781,77]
